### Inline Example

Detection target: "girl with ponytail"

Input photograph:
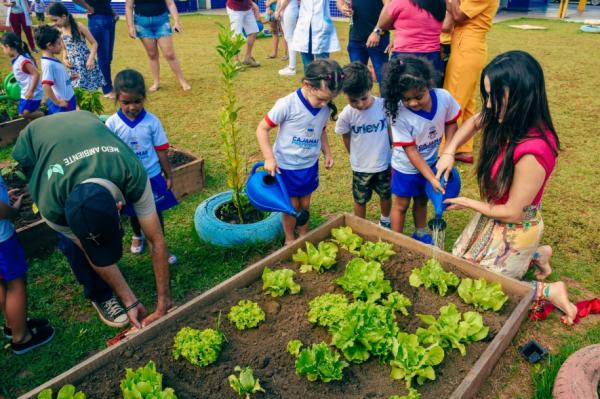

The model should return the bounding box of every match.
[47,2,105,92]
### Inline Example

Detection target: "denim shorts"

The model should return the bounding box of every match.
[134,12,172,39]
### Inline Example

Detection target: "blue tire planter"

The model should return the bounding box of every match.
[194,191,283,247]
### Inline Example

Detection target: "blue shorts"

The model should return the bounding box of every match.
[18,99,41,114]
[279,161,319,198]
[0,233,28,281]
[47,95,77,115]
[124,174,178,217]
[134,13,172,39]
[392,168,429,198]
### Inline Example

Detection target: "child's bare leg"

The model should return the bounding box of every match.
[391,195,410,233]
[268,23,279,57]
[533,245,552,280]
[297,194,311,236]
[282,196,301,245]
[0,281,6,326]
[380,196,391,219]
[353,202,367,218]
[6,278,29,343]
[412,195,428,229]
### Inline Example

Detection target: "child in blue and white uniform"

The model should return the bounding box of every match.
[335,62,392,227]
[34,25,77,114]
[105,69,178,265]
[257,59,343,245]
[0,32,43,121]
[382,56,460,243]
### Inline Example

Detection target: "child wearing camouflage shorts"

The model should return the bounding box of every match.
[335,62,392,227]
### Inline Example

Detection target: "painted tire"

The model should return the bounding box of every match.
[581,25,600,33]
[194,191,283,247]
[552,344,600,399]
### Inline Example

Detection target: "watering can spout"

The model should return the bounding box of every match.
[245,162,309,226]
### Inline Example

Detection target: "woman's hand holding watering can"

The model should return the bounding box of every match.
[443,196,471,211]
[264,157,279,176]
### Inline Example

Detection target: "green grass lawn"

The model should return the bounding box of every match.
[0,15,598,398]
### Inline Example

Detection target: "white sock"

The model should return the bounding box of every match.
[288,51,296,70]
[415,227,428,237]
[380,215,390,223]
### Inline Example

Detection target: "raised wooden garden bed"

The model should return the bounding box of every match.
[168,147,205,200]
[0,118,28,148]
[21,214,532,399]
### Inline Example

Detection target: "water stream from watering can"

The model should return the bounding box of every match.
[430,225,446,259]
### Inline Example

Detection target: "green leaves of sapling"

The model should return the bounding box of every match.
[457,278,509,312]
[295,342,348,382]
[293,241,338,273]
[307,293,349,328]
[120,361,177,399]
[287,339,303,357]
[228,366,265,398]
[389,388,421,399]
[409,259,459,296]
[172,327,224,367]
[261,267,301,297]
[228,300,266,330]
[336,258,392,303]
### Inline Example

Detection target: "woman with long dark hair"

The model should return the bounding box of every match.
[435,51,577,325]
[374,0,445,86]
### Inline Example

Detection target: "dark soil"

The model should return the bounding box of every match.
[4,172,40,229]
[76,236,519,399]
[216,201,268,224]
[168,149,195,168]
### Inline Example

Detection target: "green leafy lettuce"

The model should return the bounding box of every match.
[330,301,399,363]
[228,366,265,398]
[359,240,396,263]
[331,226,363,254]
[261,267,301,297]
[292,241,338,273]
[120,361,177,399]
[409,259,459,296]
[382,292,412,316]
[389,388,421,399]
[307,293,349,328]
[228,300,266,330]
[336,258,392,303]
[287,339,303,357]
[37,385,86,399]
[295,342,348,382]
[416,303,489,356]
[172,326,224,367]
[457,277,509,312]
[389,332,445,389]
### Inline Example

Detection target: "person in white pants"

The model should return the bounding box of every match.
[276,0,299,76]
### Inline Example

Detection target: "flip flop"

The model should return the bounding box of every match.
[455,153,474,164]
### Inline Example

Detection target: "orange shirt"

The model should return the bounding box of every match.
[456,0,499,35]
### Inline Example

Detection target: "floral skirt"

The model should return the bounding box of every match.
[452,206,543,280]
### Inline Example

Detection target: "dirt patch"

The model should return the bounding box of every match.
[168,149,195,168]
[216,201,268,225]
[75,242,519,399]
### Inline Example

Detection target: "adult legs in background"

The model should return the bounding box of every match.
[156,35,191,91]
[268,20,279,58]
[279,6,298,75]
[366,35,390,86]
[88,14,115,96]
[140,38,161,92]
[9,13,36,50]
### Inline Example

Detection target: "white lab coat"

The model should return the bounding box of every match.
[290,0,340,54]
[4,0,32,27]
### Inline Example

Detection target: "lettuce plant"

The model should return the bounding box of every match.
[330,301,399,363]
[37,385,86,399]
[307,293,349,328]
[336,258,392,303]
[287,339,303,357]
[416,303,489,356]
[293,241,338,273]
[382,291,412,316]
[331,226,363,254]
[120,361,177,399]
[295,342,348,382]
[261,267,301,297]
[172,326,224,367]
[457,277,509,312]
[228,300,266,330]
[389,332,445,389]
[389,388,421,399]
[409,259,459,296]
[359,240,396,263]
[228,366,265,398]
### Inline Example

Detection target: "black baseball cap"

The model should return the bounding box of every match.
[64,183,124,266]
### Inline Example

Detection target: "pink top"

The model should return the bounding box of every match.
[491,127,558,206]
[387,0,442,53]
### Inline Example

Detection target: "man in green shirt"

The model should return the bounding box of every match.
[13,111,172,328]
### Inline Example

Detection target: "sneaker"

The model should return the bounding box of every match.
[411,231,433,245]
[4,318,50,340]
[168,253,178,266]
[278,66,296,76]
[380,220,391,229]
[91,297,129,328]
[11,324,55,355]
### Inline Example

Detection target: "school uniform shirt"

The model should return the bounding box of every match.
[105,109,169,179]
[41,56,74,102]
[391,88,460,174]
[335,97,391,173]
[290,0,340,54]
[0,176,15,243]
[265,89,330,170]
[12,54,43,101]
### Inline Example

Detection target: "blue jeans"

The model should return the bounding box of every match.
[300,27,329,73]
[347,35,390,84]
[88,14,115,94]
[392,51,444,87]
[57,234,113,303]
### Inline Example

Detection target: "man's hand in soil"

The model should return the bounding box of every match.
[141,304,174,327]
[8,189,25,209]
[127,301,147,329]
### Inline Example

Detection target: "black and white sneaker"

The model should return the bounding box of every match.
[91,296,129,328]
[4,318,50,340]
[11,324,55,355]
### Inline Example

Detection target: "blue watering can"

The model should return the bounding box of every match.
[425,166,461,231]
[246,161,309,226]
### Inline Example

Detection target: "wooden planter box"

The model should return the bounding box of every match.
[20,214,531,399]
[16,219,57,258]
[170,147,205,200]
[0,118,28,148]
